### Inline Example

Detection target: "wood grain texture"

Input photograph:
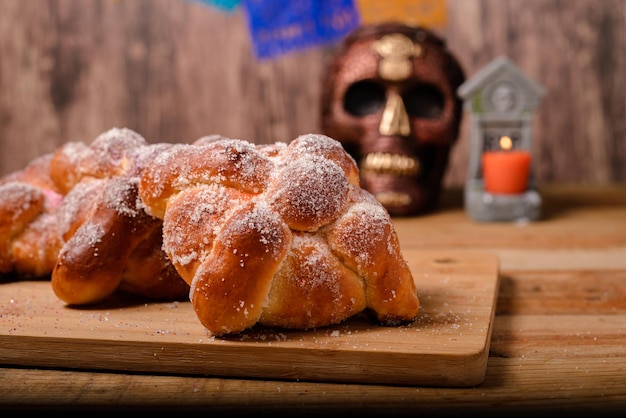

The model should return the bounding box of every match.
[0,358,624,414]
[0,251,499,388]
[1,0,625,188]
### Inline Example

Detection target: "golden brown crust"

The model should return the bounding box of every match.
[119,225,189,300]
[139,140,271,219]
[326,190,419,324]
[190,201,293,334]
[0,183,47,274]
[52,176,165,304]
[49,128,189,304]
[0,154,63,277]
[262,233,367,329]
[9,211,61,277]
[49,128,149,194]
[1,127,187,302]
[160,185,250,283]
[139,133,419,336]
[4,128,417,333]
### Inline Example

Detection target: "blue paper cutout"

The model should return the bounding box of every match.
[242,0,361,60]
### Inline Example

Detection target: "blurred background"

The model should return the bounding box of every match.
[0,0,624,188]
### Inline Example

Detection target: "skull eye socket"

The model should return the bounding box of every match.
[402,84,445,118]
[343,80,386,116]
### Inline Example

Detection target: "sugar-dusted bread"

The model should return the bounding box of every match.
[0,153,64,277]
[139,133,419,336]
[48,127,189,304]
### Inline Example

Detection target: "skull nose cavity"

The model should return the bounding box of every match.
[379,92,411,136]
[360,152,420,177]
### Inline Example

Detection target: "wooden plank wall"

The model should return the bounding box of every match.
[0,0,624,186]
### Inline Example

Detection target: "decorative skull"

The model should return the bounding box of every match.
[320,23,465,216]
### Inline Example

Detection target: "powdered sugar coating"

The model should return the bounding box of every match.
[268,154,349,232]
[2,127,190,301]
[54,142,91,171]
[0,183,44,223]
[284,133,359,184]
[0,152,65,276]
[140,140,272,220]
[219,200,288,262]
[163,184,246,269]
[102,177,143,218]
[59,221,104,259]
[90,127,148,167]
[287,234,344,291]
[57,180,101,239]
[332,193,394,271]
[50,127,162,194]
[139,132,418,336]
[131,143,174,176]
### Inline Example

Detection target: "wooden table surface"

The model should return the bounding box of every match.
[1,185,625,416]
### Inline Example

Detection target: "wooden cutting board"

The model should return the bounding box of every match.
[0,250,499,387]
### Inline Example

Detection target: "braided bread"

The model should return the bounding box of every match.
[139,133,419,336]
[0,153,63,277]
[48,127,189,305]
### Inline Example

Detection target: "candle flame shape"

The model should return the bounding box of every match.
[499,135,513,150]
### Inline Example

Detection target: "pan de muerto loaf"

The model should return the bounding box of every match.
[49,127,189,305]
[139,133,419,336]
[0,153,64,277]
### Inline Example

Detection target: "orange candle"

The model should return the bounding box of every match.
[482,150,531,194]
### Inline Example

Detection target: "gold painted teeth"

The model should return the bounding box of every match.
[374,191,413,207]
[360,152,420,177]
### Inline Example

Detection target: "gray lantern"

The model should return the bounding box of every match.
[458,56,546,222]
